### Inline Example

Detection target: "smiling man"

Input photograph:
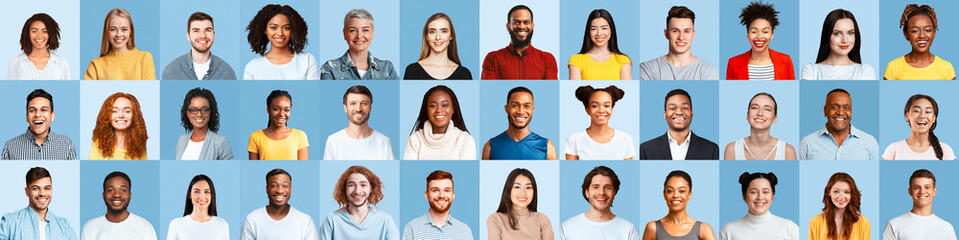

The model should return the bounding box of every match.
[320,165,399,240]
[0,167,77,240]
[82,171,156,240]
[639,6,718,80]
[799,88,878,160]
[883,169,957,239]
[323,85,394,160]
[639,89,719,160]
[481,5,557,80]
[2,89,76,160]
[162,12,236,80]
[483,87,556,160]
[560,166,638,240]
[402,170,472,240]
[241,168,317,240]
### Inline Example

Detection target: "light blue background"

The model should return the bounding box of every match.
[719,0,800,79]
[559,161,641,227]
[316,81,400,160]
[159,81,244,160]
[79,81,161,160]
[318,161,400,228]
[718,81,799,159]
[0,81,80,154]
[559,81,638,159]
[638,161,720,238]
[80,161,160,233]
[478,81,559,157]
[879,161,959,239]
[478,161,560,240]
[799,81,880,143]
[237,81,321,160]
[398,160,479,239]
[639,81,719,145]
[718,161,800,230]
[798,161,879,240]
[159,0,242,80]
[318,0,399,68]
[399,0,479,80]
[158,161,241,240]
[879,0,958,78]
[479,0,560,75]
[559,0,640,80]
[0,0,81,79]
[0,161,80,237]
[798,0,880,79]
[878,81,957,156]
[238,161,321,230]
[239,0,320,72]
[638,0,720,78]
[398,81,480,160]
[80,0,160,79]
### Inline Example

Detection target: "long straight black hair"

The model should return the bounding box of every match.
[495,168,538,230]
[183,174,218,217]
[578,9,625,56]
[815,9,862,64]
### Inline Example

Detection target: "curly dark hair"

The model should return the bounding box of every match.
[180,88,220,133]
[739,1,780,31]
[20,13,60,55]
[246,4,308,55]
[574,85,625,109]
[899,4,937,32]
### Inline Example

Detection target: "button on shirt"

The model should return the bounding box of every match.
[481,45,558,80]
[668,132,692,160]
[2,130,77,160]
[799,125,879,160]
[402,213,473,240]
[0,207,78,240]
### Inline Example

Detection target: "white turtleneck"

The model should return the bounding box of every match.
[403,121,476,160]
[719,211,799,240]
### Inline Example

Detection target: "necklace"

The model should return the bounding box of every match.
[743,139,777,160]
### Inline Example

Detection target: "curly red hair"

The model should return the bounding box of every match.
[333,165,384,209]
[93,92,148,160]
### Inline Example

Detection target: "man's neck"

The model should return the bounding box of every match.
[506,127,531,141]
[33,130,49,145]
[911,204,934,216]
[512,44,530,56]
[584,208,615,223]
[668,128,691,145]
[825,125,851,146]
[347,204,371,224]
[428,209,450,227]
[664,51,697,68]
[191,49,212,64]
[32,206,48,222]
[104,210,130,223]
[345,124,373,139]
[265,204,291,221]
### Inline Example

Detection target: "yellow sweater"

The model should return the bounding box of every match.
[808,213,871,240]
[84,48,156,80]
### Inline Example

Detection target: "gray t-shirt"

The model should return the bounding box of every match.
[639,56,718,80]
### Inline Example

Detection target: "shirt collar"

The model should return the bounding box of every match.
[505,44,537,58]
[422,212,455,227]
[338,51,380,71]
[19,52,59,65]
[667,131,692,146]
[818,125,862,139]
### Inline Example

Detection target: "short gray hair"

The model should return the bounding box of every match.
[343,8,374,30]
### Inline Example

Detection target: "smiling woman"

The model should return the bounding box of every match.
[403,13,472,80]
[564,85,634,160]
[175,88,233,160]
[883,4,955,80]
[243,4,318,80]
[89,92,148,160]
[487,168,553,240]
[642,170,716,240]
[568,9,631,80]
[882,94,955,160]
[404,85,475,159]
[8,13,70,80]
[247,90,309,160]
[807,172,870,240]
[719,172,799,240]
[725,1,795,80]
[84,8,156,80]
[166,174,230,240]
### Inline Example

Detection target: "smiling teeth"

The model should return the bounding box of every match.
[33,121,44,124]
[754,119,766,123]
[676,42,687,46]
[917,41,928,44]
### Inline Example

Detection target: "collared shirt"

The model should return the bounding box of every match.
[0,207,78,240]
[319,51,398,80]
[667,132,692,160]
[2,129,77,160]
[402,212,473,240]
[481,44,558,80]
[7,52,71,80]
[799,125,879,160]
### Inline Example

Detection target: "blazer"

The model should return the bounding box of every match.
[639,132,719,160]
[725,49,795,80]
[175,131,234,160]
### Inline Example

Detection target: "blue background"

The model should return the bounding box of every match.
[238,161,321,230]
[319,0,399,70]
[639,81,719,146]
[798,0,880,79]
[159,0,242,80]
[718,161,800,230]
[0,0,81,79]
[798,160,879,240]
[719,0,800,79]
[559,0,640,80]
[559,81,639,159]
[239,0,320,74]
[879,161,959,239]
[479,81,559,157]
[80,161,160,233]
[80,0,160,79]
[559,161,641,228]
[0,161,81,237]
[718,81,800,159]
[879,0,958,78]
[799,81,880,144]
[638,0,721,78]
[0,81,80,154]
[479,0,560,76]
[79,81,161,160]
[159,81,244,160]
[398,160,479,239]
[479,161,560,240]
[237,81,321,160]
[318,161,400,228]
[158,161,241,240]
[399,0,479,80]
[398,81,480,159]
[316,81,400,160]
[878,81,957,156]
[638,161,720,238]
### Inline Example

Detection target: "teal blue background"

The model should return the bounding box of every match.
[638,161,721,238]
[718,81,800,159]
[80,161,160,234]
[479,81,559,159]
[399,0,479,80]
[158,161,241,240]
[719,0,800,79]
[798,160,879,240]
[398,160,479,239]
[80,0,161,79]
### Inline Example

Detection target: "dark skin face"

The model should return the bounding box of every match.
[823,92,852,135]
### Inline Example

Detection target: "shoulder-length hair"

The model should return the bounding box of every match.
[578,9,625,56]
[418,13,460,65]
[20,13,61,55]
[495,168,538,230]
[333,165,384,209]
[246,4,308,55]
[410,85,468,134]
[816,9,862,64]
[180,88,220,133]
[93,92,147,160]
[182,174,217,217]
[821,172,862,240]
[100,8,136,57]
[904,94,943,159]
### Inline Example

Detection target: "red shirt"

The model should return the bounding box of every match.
[725,48,795,80]
[481,44,558,80]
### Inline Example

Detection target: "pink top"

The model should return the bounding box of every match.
[882,140,956,160]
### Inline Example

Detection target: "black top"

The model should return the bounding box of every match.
[403,62,473,80]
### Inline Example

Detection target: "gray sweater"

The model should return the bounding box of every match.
[162,51,237,80]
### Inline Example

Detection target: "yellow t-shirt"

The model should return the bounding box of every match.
[88,142,147,160]
[808,212,871,240]
[883,55,956,80]
[568,53,631,80]
[247,128,309,160]
[84,48,157,80]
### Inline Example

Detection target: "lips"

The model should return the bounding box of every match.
[672,117,686,123]
[917,121,928,126]
[753,41,766,48]
[753,118,766,123]
[675,42,687,47]
[839,45,849,50]
[33,120,44,125]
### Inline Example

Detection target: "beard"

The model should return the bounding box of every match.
[192,43,211,54]
[428,197,451,213]
[509,29,533,49]
[508,115,531,129]
[107,203,128,215]
[348,112,370,126]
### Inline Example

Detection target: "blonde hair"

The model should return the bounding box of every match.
[100,8,136,57]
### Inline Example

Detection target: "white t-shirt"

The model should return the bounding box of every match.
[181,140,204,160]
[243,52,320,80]
[323,129,395,160]
[564,130,636,160]
[801,63,876,80]
[883,212,957,240]
[193,59,210,80]
[166,216,229,240]
[82,213,158,240]
[560,213,639,240]
[39,219,47,240]
[241,206,318,240]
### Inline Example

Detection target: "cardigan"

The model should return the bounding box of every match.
[175,130,234,160]
[725,49,795,80]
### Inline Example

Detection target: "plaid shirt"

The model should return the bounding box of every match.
[2,129,76,160]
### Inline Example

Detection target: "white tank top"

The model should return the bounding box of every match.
[734,138,786,160]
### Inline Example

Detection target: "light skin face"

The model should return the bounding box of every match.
[829,19,856,57]
[824,92,852,134]
[586,174,616,212]
[427,91,453,133]
[744,178,773,216]
[747,95,777,130]
[344,18,373,53]
[425,179,454,213]
[829,181,851,210]
[26,177,52,213]
[906,98,936,135]
[265,14,291,50]
[26,97,55,138]
[746,19,774,53]
[102,176,131,214]
[665,18,695,55]
[187,20,214,53]
[426,18,451,54]
[191,180,212,214]
[29,21,49,52]
[663,176,691,212]
[111,97,133,131]
[510,175,534,211]
[586,91,613,126]
[346,173,371,208]
[343,93,371,126]
[266,174,291,208]
[108,17,131,52]
[187,97,210,131]
[268,97,291,129]
[909,177,936,208]
[506,92,534,129]
[664,94,693,131]
[589,18,610,49]
[507,9,534,47]
[904,15,935,54]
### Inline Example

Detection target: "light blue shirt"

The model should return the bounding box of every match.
[0,207,77,240]
[402,213,472,240]
[319,207,398,240]
[799,125,879,160]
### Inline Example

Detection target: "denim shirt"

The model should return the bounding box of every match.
[320,51,398,80]
[0,207,77,240]
[161,51,238,80]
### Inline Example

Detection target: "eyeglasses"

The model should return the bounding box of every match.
[187,107,211,115]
